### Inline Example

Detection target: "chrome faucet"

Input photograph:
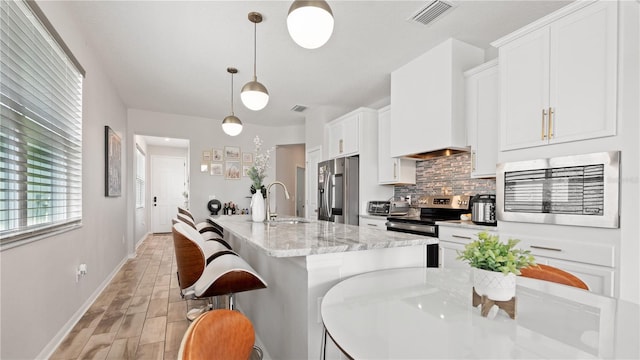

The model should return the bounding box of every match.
[266,181,290,221]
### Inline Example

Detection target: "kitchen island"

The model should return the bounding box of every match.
[209,215,436,360]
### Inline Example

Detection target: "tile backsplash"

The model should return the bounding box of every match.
[394,152,496,199]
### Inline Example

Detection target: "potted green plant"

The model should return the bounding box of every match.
[457,232,535,301]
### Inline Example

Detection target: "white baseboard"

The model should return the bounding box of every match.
[36,255,131,359]
[130,232,151,259]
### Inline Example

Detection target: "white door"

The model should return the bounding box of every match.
[151,155,186,233]
[305,146,321,219]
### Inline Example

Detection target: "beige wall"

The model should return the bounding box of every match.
[274,144,306,217]
[0,2,129,358]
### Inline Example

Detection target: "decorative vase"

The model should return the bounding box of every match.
[473,267,516,301]
[250,192,265,222]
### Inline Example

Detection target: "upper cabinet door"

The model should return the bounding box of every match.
[499,28,550,151]
[549,1,617,144]
[341,113,360,156]
[327,112,360,159]
[378,106,416,184]
[498,1,617,151]
[466,61,499,178]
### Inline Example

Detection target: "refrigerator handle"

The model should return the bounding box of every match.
[327,171,333,217]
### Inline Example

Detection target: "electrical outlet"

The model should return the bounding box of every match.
[122,234,125,244]
[76,263,87,282]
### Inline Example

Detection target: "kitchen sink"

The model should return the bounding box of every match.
[266,218,310,224]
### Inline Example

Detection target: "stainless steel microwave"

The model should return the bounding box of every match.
[496,151,620,228]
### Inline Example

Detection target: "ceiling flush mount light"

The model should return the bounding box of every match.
[287,0,334,49]
[222,67,243,136]
[241,12,269,111]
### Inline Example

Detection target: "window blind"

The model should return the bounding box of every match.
[1,0,83,246]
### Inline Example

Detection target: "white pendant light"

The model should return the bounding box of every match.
[241,12,269,111]
[222,67,243,136]
[287,0,334,49]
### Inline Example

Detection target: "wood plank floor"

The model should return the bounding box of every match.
[50,233,208,360]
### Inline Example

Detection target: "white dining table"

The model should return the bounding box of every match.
[320,267,639,359]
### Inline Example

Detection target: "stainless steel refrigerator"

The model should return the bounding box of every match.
[318,156,359,225]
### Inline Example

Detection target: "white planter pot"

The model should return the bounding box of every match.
[250,192,265,222]
[473,267,516,301]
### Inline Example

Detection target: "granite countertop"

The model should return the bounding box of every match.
[210,215,437,258]
[435,220,499,231]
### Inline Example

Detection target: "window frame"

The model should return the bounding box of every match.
[1,0,85,249]
[135,145,146,209]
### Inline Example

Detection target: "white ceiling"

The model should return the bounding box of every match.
[142,135,190,148]
[66,0,571,127]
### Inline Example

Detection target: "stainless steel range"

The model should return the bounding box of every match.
[386,195,471,267]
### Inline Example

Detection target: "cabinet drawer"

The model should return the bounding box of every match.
[533,255,615,297]
[359,216,387,230]
[438,225,497,245]
[502,232,615,268]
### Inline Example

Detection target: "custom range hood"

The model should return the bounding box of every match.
[389,38,484,160]
[403,148,469,160]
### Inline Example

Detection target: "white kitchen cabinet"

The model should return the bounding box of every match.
[390,38,484,158]
[465,60,499,178]
[533,255,615,297]
[325,108,392,209]
[359,215,387,230]
[377,106,416,184]
[327,112,359,159]
[494,1,617,151]
[438,224,498,269]
[439,241,468,269]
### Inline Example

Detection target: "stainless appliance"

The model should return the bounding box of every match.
[367,201,390,216]
[318,156,359,225]
[386,195,471,267]
[497,151,620,228]
[367,200,410,216]
[471,194,496,226]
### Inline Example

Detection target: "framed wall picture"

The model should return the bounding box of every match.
[225,161,241,180]
[212,148,223,161]
[202,150,212,161]
[224,146,240,160]
[210,162,223,176]
[242,152,253,163]
[104,126,122,197]
[242,165,252,177]
[200,161,209,172]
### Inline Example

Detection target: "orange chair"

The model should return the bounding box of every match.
[178,309,255,360]
[520,264,589,290]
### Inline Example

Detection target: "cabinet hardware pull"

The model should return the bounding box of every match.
[367,224,377,227]
[530,245,562,252]
[393,163,397,178]
[452,235,472,239]
[471,151,476,171]
[541,109,548,140]
[339,139,343,153]
[548,107,554,139]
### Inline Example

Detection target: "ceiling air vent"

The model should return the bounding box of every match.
[290,104,307,112]
[409,0,454,26]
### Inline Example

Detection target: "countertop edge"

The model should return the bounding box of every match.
[210,216,437,258]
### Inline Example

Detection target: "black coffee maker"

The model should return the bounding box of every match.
[470,194,496,226]
[207,199,222,215]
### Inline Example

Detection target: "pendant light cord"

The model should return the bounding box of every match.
[253,21,257,81]
[230,72,235,115]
